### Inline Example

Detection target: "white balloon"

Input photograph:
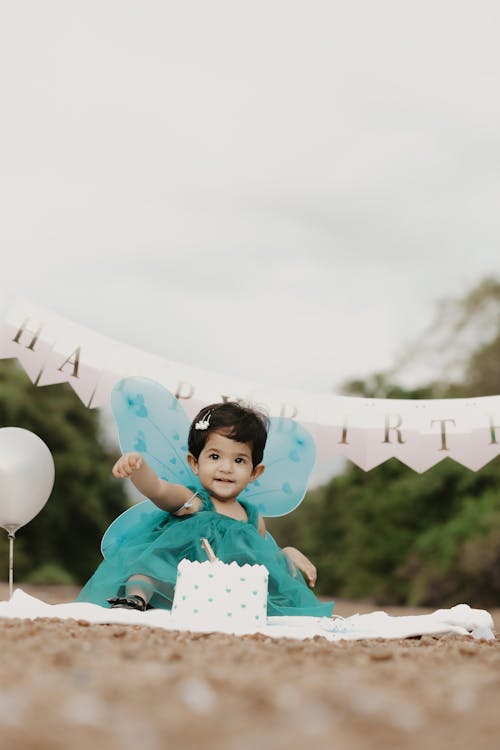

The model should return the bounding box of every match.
[0,427,55,534]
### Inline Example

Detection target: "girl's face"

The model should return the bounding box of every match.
[187,431,264,502]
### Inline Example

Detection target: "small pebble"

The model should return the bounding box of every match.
[459,644,478,656]
[369,649,393,662]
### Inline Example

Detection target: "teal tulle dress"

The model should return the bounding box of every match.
[76,490,334,618]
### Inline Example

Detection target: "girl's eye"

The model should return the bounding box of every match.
[235,457,245,464]
[209,453,219,460]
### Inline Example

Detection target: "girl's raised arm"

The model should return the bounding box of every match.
[112,452,194,512]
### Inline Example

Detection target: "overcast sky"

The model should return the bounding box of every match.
[1,0,499,395]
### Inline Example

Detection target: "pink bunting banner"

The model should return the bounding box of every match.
[1,298,499,473]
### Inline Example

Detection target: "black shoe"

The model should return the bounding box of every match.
[107,595,148,611]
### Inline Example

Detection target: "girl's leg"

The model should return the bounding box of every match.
[108,574,155,610]
[125,574,154,603]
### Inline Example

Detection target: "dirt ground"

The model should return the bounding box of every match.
[0,585,499,750]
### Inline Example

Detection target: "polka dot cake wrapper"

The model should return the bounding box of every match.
[171,559,269,633]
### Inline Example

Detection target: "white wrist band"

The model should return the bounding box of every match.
[177,492,198,512]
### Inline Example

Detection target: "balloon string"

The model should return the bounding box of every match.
[8,533,15,599]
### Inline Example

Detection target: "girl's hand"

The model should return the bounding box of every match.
[112,452,144,478]
[282,546,317,588]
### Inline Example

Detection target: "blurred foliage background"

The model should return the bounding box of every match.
[1,277,500,606]
[269,277,500,607]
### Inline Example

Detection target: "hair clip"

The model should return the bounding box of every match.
[195,411,212,430]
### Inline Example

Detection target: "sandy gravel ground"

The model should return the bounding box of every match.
[0,585,499,750]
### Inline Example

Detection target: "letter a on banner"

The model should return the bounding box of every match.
[37,344,101,407]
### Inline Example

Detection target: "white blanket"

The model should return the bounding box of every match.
[0,589,495,641]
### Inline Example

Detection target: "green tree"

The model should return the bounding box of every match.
[268,277,500,607]
[0,360,128,584]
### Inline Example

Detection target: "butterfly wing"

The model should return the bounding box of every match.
[240,416,316,517]
[110,377,200,486]
[101,499,167,558]
[101,377,202,558]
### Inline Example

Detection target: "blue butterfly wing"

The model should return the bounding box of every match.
[240,417,316,517]
[101,499,166,558]
[101,377,202,558]
[110,377,199,486]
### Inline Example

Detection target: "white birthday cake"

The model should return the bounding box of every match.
[171,559,269,633]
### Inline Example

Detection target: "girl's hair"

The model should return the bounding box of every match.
[188,402,269,466]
